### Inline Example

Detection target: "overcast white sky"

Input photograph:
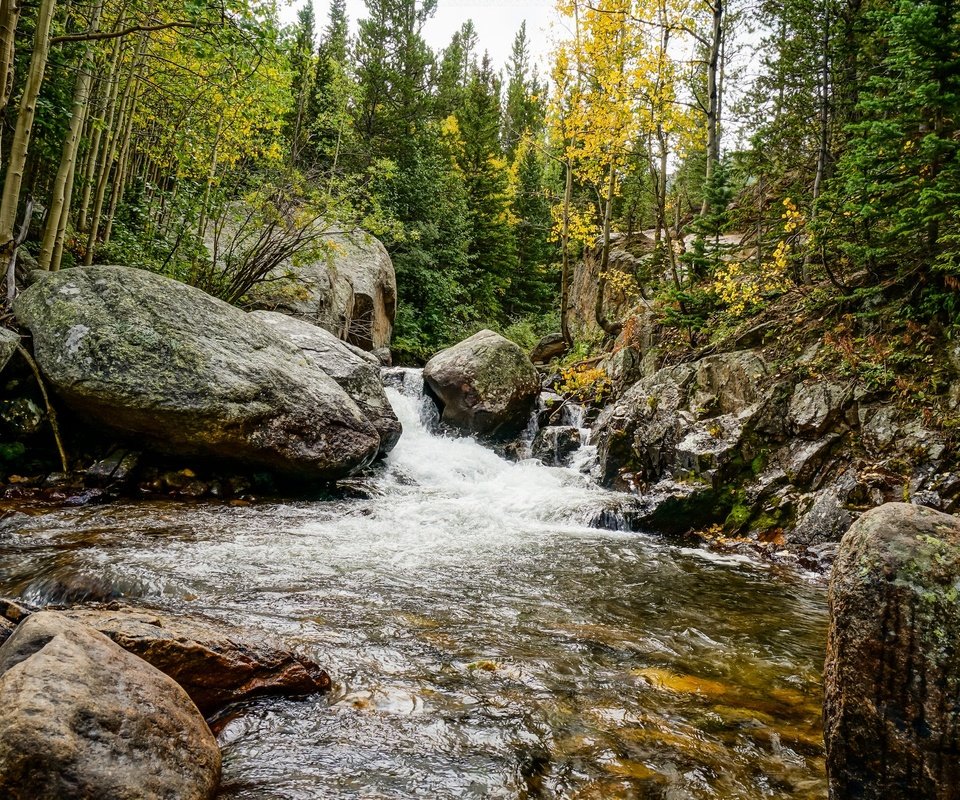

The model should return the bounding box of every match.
[281,0,558,71]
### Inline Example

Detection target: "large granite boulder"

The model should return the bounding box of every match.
[250,230,397,351]
[62,607,331,715]
[14,266,380,481]
[824,503,960,799]
[0,611,220,799]
[423,330,540,438]
[252,311,401,456]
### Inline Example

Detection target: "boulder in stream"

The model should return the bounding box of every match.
[824,503,960,798]
[0,611,220,800]
[423,329,539,438]
[62,607,331,715]
[251,311,401,457]
[14,266,381,481]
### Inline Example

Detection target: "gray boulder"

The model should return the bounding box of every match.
[787,380,852,438]
[825,503,960,799]
[252,311,401,456]
[0,611,220,800]
[14,266,380,481]
[424,330,540,438]
[250,230,397,351]
[530,333,566,365]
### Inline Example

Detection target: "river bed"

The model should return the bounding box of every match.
[0,376,828,798]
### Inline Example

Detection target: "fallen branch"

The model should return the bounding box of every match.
[17,344,69,473]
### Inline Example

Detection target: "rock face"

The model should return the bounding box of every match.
[0,611,220,800]
[252,311,401,457]
[824,503,960,799]
[569,232,656,340]
[423,330,540,438]
[62,607,330,715]
[532,426,582,467]
[594,350,769,491]
[250,230,397,351]
[15,266,381,481]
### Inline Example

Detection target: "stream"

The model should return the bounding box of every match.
[0,370,828,799]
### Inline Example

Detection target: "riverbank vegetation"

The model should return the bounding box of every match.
[0,0,956,370]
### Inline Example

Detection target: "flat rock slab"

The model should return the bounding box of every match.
[825,502,960,799]
[0,611,220,800]
[62,607,331,715]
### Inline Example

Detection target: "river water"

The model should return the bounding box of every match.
[0,372,828,799]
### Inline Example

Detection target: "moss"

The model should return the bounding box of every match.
[751,451,769,476]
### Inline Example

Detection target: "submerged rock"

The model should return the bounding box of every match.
[0,611,220,800]
[424,329,540,438]
[62,607,331,715]
[15,266,380,482]
[824,503,960,798]
[252,311,401,457]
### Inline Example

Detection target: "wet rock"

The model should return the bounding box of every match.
[249,229,397,351]
[532,426,581,467]
[15,266,380,482]
[22,571,123,606]
[424,329,540,438]
[825,503,960,799]
[530,333,566,365]
[252,311,401,456]
[85,449,140,488]
[787,381,853,438]
[0,611,220,800]
[62,607,331,715]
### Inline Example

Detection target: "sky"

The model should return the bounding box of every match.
[281,0,559,71]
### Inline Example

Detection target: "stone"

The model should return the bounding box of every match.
[252,311,401,456]
[249,229,397,351]
[15,266,380,481]
[787,380,852,438]
[825,503,960,799]
[0,611,220,800]
[0,328,19,375]
[530,333,566,365]
[85,449,140,488]
[791,469,859,548]
[532,426,581,467]
[61,607,331,715]
[423,329,540,438]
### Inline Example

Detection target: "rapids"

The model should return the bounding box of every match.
[0,370,828,798]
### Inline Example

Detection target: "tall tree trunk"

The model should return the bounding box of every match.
[102,72,142,246]
[38,0,104,270]
[804,0,832,284]
[560,156,573,348]
[85,35,145,265]
[0,0,56,302]
[0,0,21,121]
[700,0,723,217]
[595,161,622,336]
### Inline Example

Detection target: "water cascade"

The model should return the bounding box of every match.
[0,371,829,799]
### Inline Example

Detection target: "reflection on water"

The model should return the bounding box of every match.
[0,376,828,799]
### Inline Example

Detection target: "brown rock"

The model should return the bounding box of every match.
[0,611,220,800]
[63,607,331,714]
[824,502,960,799]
